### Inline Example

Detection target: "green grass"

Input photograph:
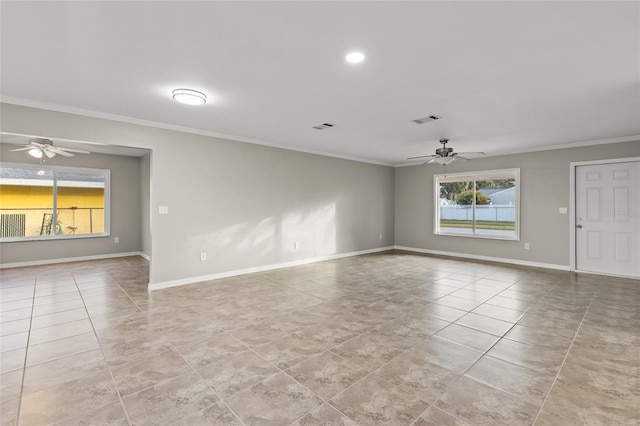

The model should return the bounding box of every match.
[439,220,516,230]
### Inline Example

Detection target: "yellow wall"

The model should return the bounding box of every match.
[0,185,54,208]
[0,185,105,236]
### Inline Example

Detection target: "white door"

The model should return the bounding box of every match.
[575,161,640,278]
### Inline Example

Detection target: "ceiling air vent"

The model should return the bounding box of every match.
[312,123,335,130]
[412,115,442,124]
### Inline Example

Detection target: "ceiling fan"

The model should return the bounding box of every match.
[407,138,485,165]
[10,138,90,162]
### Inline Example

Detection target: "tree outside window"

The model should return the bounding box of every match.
[435,169,520,240]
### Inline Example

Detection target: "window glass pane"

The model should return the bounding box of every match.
[1,164,109,241]
[476,174,517,239]
[0,167,55,238]
[435,168,519,240]
[56,172,106,235]
[438,176,474,235]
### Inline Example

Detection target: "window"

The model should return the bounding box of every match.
[0,163,110,242]
[435,168,519,240]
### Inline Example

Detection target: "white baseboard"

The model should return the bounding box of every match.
[139,252,151,261]
[394,246,570,271]
[148,246,395,291]
[0,251,146,269]
[575,269,639,280]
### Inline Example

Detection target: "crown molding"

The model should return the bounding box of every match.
[1,97,393,167]
[394,134,640,167]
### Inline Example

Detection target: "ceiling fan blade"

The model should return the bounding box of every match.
[44,150,57,158]
[49,148,73,157]
[10,146,34,152]
[407,154,437,160]
[29,142,48,149]
[425,158,437,164]
[451,154,470,161]
[56,147,90,154]
[456,151,485,158]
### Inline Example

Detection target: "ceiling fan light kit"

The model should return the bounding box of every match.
[433,156,456,165]
[10,138,90,163]
[407,138,485,165]
[28,148,43,159]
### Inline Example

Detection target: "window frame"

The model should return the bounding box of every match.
[0,162,111,242]
[433,168,520,241]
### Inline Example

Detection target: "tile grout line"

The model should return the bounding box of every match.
[111,277,146,314]
[309,326,437,423]
[7,255,627,425]
[408,402,472,426]
[530,276,602,425]
[223,317,357,423]
[165,313,333,424]
[168,330,250,426]
[13,276,37,426]
[283,270,501,424]
[242,344,357,425]
[190,305,365,424]
[277,267,572,423]
[72,270,134,426]
[417,276,565,423]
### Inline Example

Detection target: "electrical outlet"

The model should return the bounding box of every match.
[159,206,169,215]
[200,252,206,261]
[379,233,383,239]
[114,237,119,243]
[559,207,567,214]
[293,242,299,249]
[524,243,530,250]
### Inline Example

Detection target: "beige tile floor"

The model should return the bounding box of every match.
[1,252,638,425]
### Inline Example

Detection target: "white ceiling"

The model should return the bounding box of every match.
[1,2,638,165]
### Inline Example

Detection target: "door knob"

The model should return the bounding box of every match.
[576,224,583,229]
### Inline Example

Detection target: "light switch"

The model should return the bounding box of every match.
[559,207,567,214]
[159,206,169,215]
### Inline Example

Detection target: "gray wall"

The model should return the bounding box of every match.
[0,144,143,264]
[140,152,151,258]
[1,103,395,285]
[395,141,640,267]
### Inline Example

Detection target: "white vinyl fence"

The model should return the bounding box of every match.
[440,205,516,222]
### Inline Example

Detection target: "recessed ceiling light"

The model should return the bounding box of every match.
[345,51,365,64]
[172,88,207,105]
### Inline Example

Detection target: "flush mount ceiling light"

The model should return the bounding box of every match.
[345,51,365,64]
[172,88,207,105]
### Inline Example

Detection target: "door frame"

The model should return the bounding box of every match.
[569,156,640,274]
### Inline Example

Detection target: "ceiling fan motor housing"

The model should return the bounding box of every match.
[31,138,53,147]
[436,146,453,157]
